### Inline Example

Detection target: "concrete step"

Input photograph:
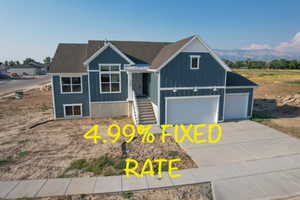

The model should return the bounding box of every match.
[139,115,156,120]
[140,116,156,121]
[139,120,156,125]
[139,113,155,118]
[138,107,153,111]
[139,110,154,115]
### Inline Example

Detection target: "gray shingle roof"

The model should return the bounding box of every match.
[226,72,258,87]
[49,37,196,73]
[150,35,194,69]
[49,44,88,73]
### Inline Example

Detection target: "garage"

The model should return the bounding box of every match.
[224,93,249,120]
[165,95,219,124]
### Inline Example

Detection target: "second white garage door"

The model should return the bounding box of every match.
[165,96,219,124]
[224,93,249,120]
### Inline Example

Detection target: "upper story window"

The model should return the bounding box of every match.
[61,76,82,93]
[99,64,121,93]
[190,55,201,69]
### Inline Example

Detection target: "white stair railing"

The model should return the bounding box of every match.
[132,91,139,125]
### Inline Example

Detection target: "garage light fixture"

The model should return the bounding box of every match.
[193,88,197,92]
[172,88,177,93]
[213,86,217,92]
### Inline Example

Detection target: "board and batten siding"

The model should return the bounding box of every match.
[52,75,90,118]
[160,52,226,88]
[160,88,225,124]
[226,88,254,117]
[88,46,129,102]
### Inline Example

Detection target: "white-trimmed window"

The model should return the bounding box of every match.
[99,64,121,93]
[63,104,82,117]
[190,55,201,69]
[61,76,82,93]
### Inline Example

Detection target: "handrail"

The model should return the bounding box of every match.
[132,91,139,125]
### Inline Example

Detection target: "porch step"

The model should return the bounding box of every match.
[139,120,157,125]
[139,113,155,118]
[136,97,157,125]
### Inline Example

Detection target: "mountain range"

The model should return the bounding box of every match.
[215,49,300,61]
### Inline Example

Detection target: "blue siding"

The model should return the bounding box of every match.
[147,72,158,105]
[160,89,225,124]
[160,52,226,88]
[226,88,254,117]
[88,46,129,101]
[53,75,90,118]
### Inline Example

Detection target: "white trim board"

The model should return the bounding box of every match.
[160,85,258,91]
[50,73,87,75]
[83,42,135,66]
[51,75,57,119]
[155,35,231,72]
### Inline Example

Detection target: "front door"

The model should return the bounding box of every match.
[132,73,143,96]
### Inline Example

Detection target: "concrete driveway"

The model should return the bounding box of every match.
[177,120,300,199]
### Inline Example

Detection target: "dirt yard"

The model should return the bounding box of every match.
[235,69,300,138]
[0,88,196,181]
[33,183,212,200]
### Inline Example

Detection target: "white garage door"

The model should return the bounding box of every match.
[224,93,249,120]
[166,96,219,124]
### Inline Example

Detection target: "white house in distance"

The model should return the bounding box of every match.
[7,61,47,75]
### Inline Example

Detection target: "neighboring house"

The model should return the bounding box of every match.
[49,35,258,125]
[7,62,47,75]
[0,64,8,73]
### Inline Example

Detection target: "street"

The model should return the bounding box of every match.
[0,75,51,96]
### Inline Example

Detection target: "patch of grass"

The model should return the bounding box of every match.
[39,103,49,112]
[69,159,89,170]
[18,151,30,158]
[3,96,15,100]
[112,115,128,120]
[0,157,15,166]
[168,151,180,158]
[102,166,116,176]
[121,192,133,199]
[18,139,30,144]
[286,80,300,86]
[63,154,124,177]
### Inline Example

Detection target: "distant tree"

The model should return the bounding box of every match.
[43,57,52,66]
[8,60,16,66]
[23,58,35,65]
[4,61,9,66]
[15,61,20,65]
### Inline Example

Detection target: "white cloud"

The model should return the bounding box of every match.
[275,32,300,54]
[243,44,271,50]
[243,32,300,55]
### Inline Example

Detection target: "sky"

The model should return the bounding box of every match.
[0,0,300,62]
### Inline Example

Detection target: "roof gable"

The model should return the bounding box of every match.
[150,35,231,71]
[83,42,135,66]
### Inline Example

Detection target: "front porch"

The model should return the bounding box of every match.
[128,71,158,125]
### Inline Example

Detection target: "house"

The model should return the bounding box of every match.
[7,61,47,75]
[49,35,258,125]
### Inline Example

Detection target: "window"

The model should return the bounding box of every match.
[61,77,82,93]
[64,104,82,117]
[190,55,200,69]
[99,64,121,93]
